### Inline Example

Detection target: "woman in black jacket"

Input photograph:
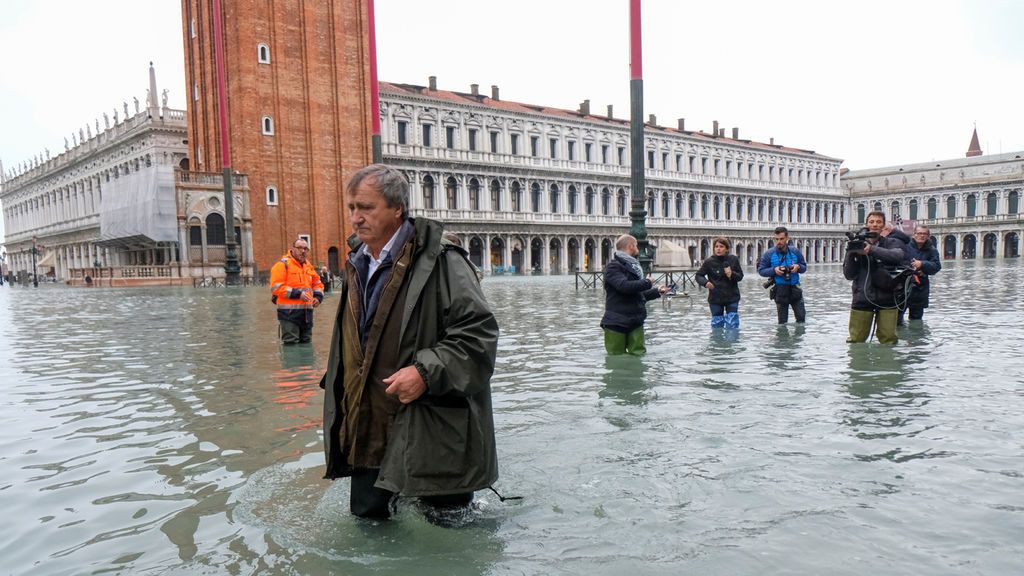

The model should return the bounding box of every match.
[695,237,744,328]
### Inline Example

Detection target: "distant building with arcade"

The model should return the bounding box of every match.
[843,129,1023,260]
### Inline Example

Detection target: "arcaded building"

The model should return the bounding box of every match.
[379,79,850,273]
[843,131,1023,260]
[180,0,372,272]
[0,66,254,286]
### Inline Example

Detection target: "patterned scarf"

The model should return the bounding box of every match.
[614,250,643,279]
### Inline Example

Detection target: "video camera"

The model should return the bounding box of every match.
[845,227,879,252]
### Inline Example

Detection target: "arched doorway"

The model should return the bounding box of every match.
[601,238,613,267]
[943,235,957,260]
[531,238,543,273]
[962,234,977,259]
[549,238,563,274]
[490,237,505,269]
[567,238,580,271]
[328,246,340,275]
[700,238,710,261]
[469,236,485,269]
[983,233,997,259]
[584,238,596,272]
[1005,232,1020,258]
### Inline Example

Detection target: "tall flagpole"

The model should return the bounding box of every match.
[212,0,241,285]
[628,0,653,273]
[368,0,382,164]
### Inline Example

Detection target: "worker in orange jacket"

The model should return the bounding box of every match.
[270,237,324,344]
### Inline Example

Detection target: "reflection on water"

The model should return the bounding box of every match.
[1,261,1022,574]
[599,354,651,407]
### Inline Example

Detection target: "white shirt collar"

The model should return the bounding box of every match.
[362,225,404,279]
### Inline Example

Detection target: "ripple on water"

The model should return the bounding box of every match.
[1,266,1022,574]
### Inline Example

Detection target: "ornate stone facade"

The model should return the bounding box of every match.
[843,151,1024,259]
[0,67,254,285]
[379,81,849,274]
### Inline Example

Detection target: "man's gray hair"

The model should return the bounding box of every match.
[615,234,636,250]
[345,164,409,218]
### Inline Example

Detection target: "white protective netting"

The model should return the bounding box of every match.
[99,165,177,243]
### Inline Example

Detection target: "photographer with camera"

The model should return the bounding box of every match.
[757,226,807,324]
[897,225,941,323]
[843,211,910,345]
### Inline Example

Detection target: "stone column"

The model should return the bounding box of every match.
[483,233,491,274]
[504,235,513,272]
[542,236,551,274]
[201,225,209,264]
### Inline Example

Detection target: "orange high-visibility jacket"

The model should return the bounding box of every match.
[270,254,324,313]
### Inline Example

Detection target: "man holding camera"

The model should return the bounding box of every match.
[757,226,808,324]
[843,211,910,345]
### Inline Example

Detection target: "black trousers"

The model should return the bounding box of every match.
[775,298,806,323]
[350,468,474,519]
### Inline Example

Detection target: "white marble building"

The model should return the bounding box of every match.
[380,79,850,274]
[0,67,254,285]
[843,142,1024,260]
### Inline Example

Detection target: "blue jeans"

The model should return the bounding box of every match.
[709,302,740,328]
[709,302,739,316]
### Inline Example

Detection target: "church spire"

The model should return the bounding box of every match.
[966,126,982,157]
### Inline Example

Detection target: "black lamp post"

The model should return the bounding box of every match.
[0,253,5,286]
[31,237,39,288]
[628,0,654,273]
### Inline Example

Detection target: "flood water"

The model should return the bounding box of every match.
[1,260,1022,575]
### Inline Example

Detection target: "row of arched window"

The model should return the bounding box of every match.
[391,114,837,188]
[187,213,241,247]
[415,174,846,224]
[857,190,1021,222]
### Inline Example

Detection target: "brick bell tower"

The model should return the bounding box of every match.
[180,0,372,274]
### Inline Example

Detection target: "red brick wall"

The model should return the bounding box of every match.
[181,0,370,271]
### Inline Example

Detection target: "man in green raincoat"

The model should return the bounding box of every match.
[320,164,499,520]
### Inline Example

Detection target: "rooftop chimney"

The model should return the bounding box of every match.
[770,137,775,146]
[712,120,719,138]
[678,118,686,131]
[648,114,657,125]
[732,127,739,139]
[607,105,614,119]
[719,128,725,137]
[428,76,437,91]
[579,99,590,115]
[491,85,499,100]
[470,83,479,96]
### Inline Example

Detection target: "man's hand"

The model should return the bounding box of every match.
[911,258,922,270]
[775,266,786,276]
[724,266,732,278]
[312,298,321,308]
[789,264,800,272]
[861,244,872,255]
[383,365,427,404]
[658,284,671,294]
[300,289,315,303]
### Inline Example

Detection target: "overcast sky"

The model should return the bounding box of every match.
[2,0,1023,241]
